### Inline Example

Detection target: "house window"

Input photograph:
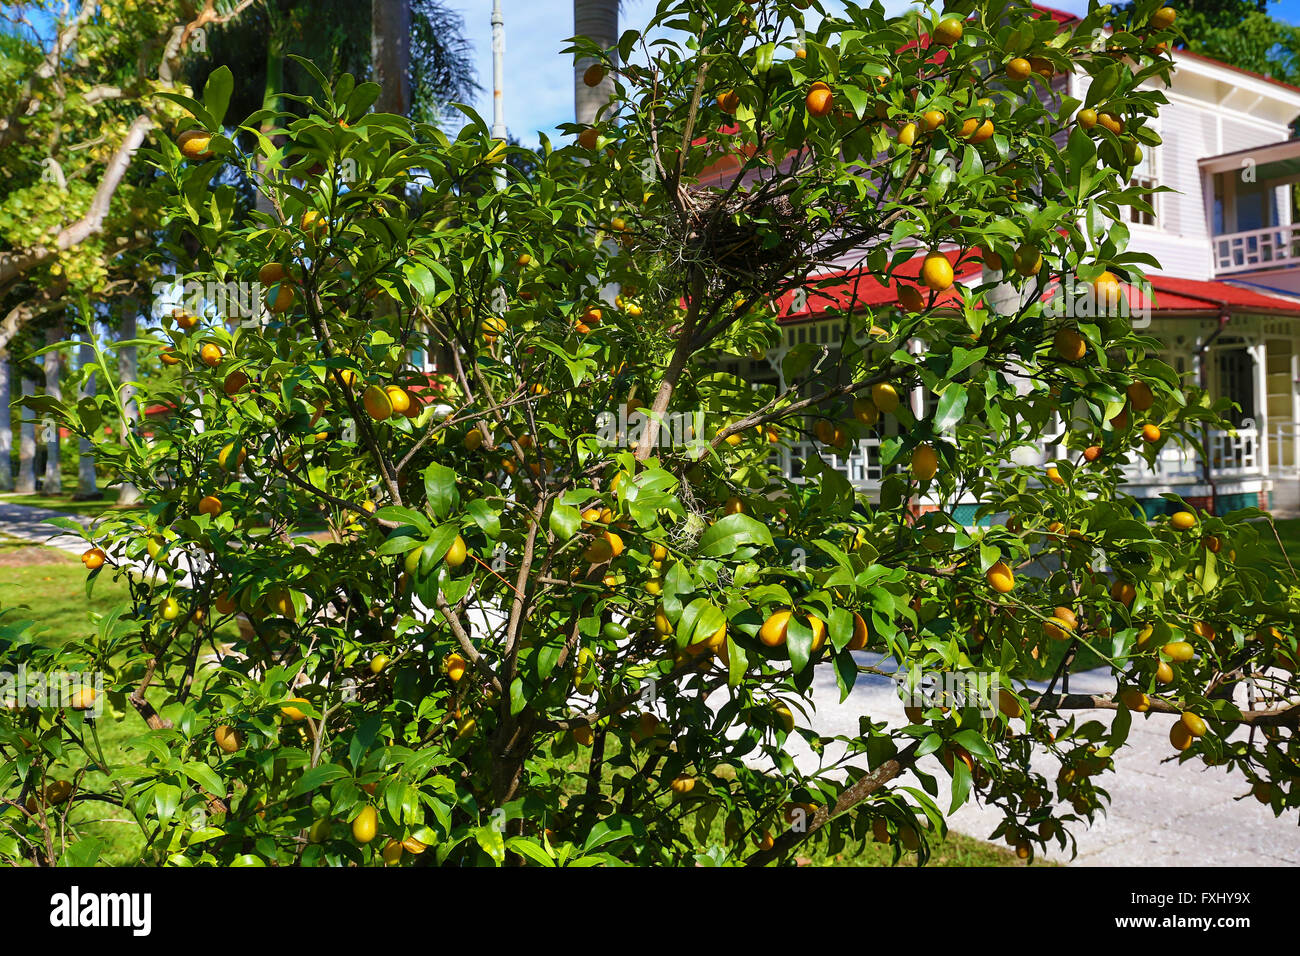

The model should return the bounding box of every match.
[1129,145,1157,226]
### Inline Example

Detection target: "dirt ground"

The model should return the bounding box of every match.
[0,540,73,567]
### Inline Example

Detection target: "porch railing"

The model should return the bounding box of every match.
[1272,421,1300,478]
[1212,224,1300,275]
[780,427,1263,489]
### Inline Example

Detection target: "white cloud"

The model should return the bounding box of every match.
[443,0,1093,149]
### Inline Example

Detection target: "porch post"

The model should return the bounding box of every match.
[1250,338,1269,477]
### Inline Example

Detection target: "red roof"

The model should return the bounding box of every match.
[1047,274,1300,314]
[775,250,983,322]
[1143,275,1300,314]
[776,259,1300,323]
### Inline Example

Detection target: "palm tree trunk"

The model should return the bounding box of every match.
[372,0,412,115]
[0,351,13,491]
[255,28,284,216]
[16,375,36,494]
[115,310,141,505]
[574,0,618,125]
[76,337,99,498]
[42,319,63,495]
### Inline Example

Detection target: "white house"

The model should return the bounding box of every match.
[717,4,1300,520]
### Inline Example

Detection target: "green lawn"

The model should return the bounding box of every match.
[0,539,249,864]
[1252,518,1300,572]
[0,489,142,520]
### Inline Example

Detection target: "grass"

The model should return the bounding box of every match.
[1251,517,1300,573]
[0,539,248,865]
[0,537,136,643]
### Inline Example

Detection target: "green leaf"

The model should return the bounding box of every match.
[933,385,968,430]
[290,764,350,797]
[202,65,235,125]
[376,505,433,536]
[475,824,507,865]
[506,836,556,866]
[467,499,501,538]
[550,504,582,539]
[697,514,773,557]
[182,762,226,797]
[423,463,459,520]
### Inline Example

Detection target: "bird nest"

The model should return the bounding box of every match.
[673,185,806,280]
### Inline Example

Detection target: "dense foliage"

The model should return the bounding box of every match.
[2,0,1296,867]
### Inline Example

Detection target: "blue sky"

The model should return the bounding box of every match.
[446,0,1300,148]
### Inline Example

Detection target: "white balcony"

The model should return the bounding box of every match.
[1212,224,1300,276]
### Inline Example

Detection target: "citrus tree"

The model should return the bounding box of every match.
[3,0,1297,867]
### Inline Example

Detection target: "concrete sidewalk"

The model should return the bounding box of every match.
[795,656,1300,866]
[0,499,95,555]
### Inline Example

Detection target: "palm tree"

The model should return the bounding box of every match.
[574,0,618,125]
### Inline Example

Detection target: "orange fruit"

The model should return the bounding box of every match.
[1127,381,1154,411]
[385,386,411,415]
[199,343,224,368]
[1141,423,1161,443]
[805,82,833,117]
[986,560,1015,593]
[1110,579,1135,607]
[848,612,870,651]
[223,370,249,395]
[897,284,926,312]
[718,90,740,114]
[81,548,106,571]
[258,262,289,285]
[1170,510,1196,531]
[1054,328,1086,361]
[215,725,242,753]
[1169,721,1193,752]
[198,495,222,517]
[920,252,954,291]
[445,653,467,682]
[911,443,939,481]
[578,128,600,151]
[1005,57,1031,82]
[1012,242,1042,276]
[1152,6,1176,29]
[933,16,963,46]
[1076,108,1098,129]
[583,63,606,87]
[177,129,214,160]
[871,382,900,414]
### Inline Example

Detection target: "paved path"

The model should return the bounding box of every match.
[790,656,1300,866]
[1,498,1296,865]
[0,499,94,555]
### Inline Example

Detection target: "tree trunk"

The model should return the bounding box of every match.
[116,310,141,505]
[574,0,618,125]
[0,352,13,491]
[372,0,411,115]
[42,320,63,495]
[16,375,36,494]
[76,337,99,498]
